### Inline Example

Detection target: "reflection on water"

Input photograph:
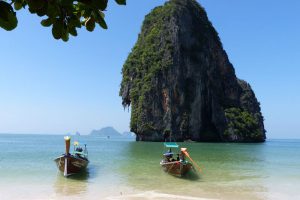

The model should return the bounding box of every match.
[118,141,268,200]
[54,177,86,197]
[53,164,99,197]
[54,172,88,196]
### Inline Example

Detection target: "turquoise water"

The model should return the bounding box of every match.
[0,134,299,200]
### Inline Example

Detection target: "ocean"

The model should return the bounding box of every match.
[0,134,299,200]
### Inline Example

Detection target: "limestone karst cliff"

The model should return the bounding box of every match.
[120,0,266,142]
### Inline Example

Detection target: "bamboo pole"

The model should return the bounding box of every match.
[181,148,203,173]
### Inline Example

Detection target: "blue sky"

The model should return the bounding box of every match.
[0,0,299,138]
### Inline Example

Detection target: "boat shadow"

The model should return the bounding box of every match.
[66,164,99,181]
[67,170,90,180]
[179,170,201,181]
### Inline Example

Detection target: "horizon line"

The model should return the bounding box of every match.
[0,133,299,140]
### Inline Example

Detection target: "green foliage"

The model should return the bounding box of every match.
[115,0,126,5]
[0,1,18,31]
[120,3,175,133]
[0,0,126,41]
[224,108,262,140]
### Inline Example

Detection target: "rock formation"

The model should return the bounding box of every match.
[120,0,266,142]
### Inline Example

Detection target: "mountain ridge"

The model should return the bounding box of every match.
[90,127,135,138]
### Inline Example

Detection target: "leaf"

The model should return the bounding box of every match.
[92,0,108,11]
[69,26,77,36]
[61,29,69,42]
[0,2,18,31]
[27,0,45,11]
[41,18,53,27]
[0,14,18,31]
[36,5,48,17]
[52,19,64,39]
[69,16,81,28]
[95,13,107,29]
[85,17,95,32]
[115,0,126,5]
[60,0,73,7]
[47,4,60,18]
[14,2,23,11]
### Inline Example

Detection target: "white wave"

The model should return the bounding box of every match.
[106,191,217,200]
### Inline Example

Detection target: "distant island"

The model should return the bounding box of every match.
[90,127,135,138]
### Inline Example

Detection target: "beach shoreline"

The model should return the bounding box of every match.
[0,136,299,200]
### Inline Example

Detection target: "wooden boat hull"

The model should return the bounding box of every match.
[54,155,89,177]
[160,160,193,177]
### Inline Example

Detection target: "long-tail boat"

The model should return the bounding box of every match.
[160,142,201,177]
[54,136,89,177]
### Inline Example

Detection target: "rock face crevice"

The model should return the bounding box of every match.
[120,0,266,142]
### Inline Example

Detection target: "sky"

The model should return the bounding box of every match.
[0,0,299,138]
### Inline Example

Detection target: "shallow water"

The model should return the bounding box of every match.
[0,134,299,200]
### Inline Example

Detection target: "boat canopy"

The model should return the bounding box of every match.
[163,151,175,156]
[164,142,179,148]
